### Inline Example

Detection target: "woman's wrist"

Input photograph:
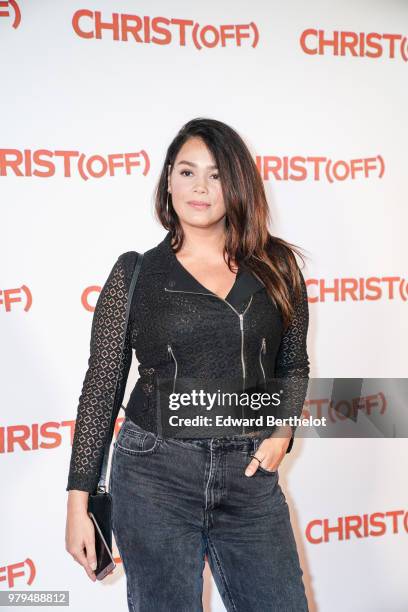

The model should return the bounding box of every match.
[268,424,293,441]
[67,490,89,513]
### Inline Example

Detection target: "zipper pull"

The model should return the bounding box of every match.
[239,314,243,331]
[262,337,266,353]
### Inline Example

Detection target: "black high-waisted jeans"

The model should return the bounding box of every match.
[109,416,308,612]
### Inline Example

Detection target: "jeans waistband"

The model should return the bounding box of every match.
[123,413,271,453]
[166,433,269,453]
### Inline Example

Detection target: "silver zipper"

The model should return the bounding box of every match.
[259,337,266,387]
[167,343,178,394]
[164,287,253,433]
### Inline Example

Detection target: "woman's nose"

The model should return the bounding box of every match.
[193,183,208,193]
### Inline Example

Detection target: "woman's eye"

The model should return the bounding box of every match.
[180,170,219,179]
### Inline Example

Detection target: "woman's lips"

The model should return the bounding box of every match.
[187,201,211,210]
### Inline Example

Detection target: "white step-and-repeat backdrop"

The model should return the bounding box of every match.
[2,1,407,610]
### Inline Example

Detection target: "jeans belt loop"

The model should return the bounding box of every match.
[253,437,259,454]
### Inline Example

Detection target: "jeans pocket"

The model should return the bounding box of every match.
[257,465,277,476]
[115,418,162,456]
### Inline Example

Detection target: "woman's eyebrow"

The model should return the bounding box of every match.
[176,160,218,169]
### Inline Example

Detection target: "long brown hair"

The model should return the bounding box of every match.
[154,118,308,331]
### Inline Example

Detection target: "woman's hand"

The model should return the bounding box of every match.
[65,491,98,582]
[245,426,292,476]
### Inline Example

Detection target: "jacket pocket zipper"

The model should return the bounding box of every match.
[167,344,178,394]
[259,337,266,387]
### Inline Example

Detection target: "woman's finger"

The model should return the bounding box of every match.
[245,454,263,476]
[73,548,97,582]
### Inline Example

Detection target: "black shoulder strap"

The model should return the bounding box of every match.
[97,251,144,493]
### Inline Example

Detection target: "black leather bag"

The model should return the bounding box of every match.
[87,252,144,580]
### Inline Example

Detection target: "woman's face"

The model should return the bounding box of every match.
[167,137,226,230]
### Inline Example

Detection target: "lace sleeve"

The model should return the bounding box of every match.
[274,267,310,454]
[66,254,133,493]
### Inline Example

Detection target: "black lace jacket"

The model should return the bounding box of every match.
[66,231,310,493]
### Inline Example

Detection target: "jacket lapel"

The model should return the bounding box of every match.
[145,231,266,308]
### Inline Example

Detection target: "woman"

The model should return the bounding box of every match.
[65,118,310,611]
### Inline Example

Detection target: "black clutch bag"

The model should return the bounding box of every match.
[87,251,144,581]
